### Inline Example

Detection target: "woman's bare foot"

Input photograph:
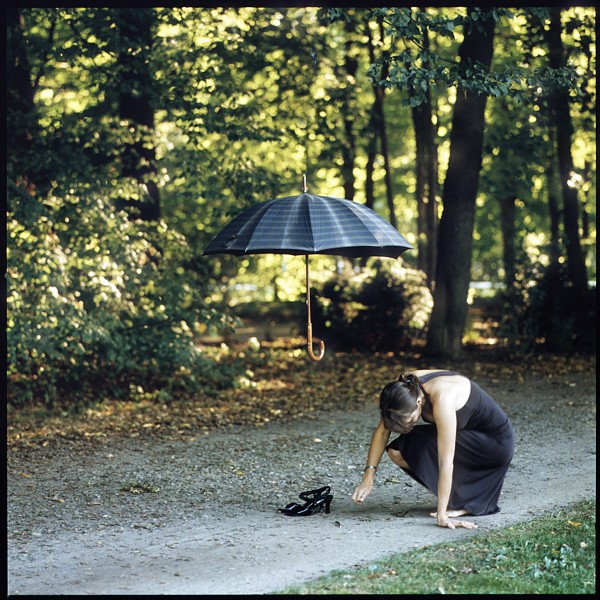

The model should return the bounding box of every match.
[430,508,477,529]
[430,508,471,518]
[447,508,470,518]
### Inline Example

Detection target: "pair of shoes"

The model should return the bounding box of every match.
[279,486,331,513]
[278,486,333,516]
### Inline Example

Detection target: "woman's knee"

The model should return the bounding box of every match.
[387,447,410,469]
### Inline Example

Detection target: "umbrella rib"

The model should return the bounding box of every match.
[304,194,317,252]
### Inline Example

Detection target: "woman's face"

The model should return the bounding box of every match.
[391,399,423,433]
[401,404,422,428]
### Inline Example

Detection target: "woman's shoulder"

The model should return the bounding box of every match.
[414,369,466,379]
[417,370,471,410]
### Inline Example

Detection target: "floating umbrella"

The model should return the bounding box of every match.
[203,177,413,360]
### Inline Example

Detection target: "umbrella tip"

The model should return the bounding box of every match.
[302,173,308,194]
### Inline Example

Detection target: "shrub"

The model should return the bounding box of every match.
[308,260,433,352]
[7,185,243,409]
[499,262,596,354]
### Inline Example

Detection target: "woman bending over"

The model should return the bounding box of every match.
[352,370,515,529]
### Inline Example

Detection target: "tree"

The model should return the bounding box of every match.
[424,8,496,358]
[113,8,161,221]
[6,8,49,194]
[407,19,438,288]
[338,15,358,201]
[361,13,412,222]
[366,19,398,228]
[545,7,588,294]
[364,22,379,213]
[359,6,594,356]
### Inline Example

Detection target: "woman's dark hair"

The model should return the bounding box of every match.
[380,373,430,434]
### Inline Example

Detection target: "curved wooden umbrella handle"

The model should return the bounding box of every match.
[305,255,325,362]
[307,323,325,362]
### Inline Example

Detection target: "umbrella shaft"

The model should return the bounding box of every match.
[306,255,311,327]
[305,255,325,361]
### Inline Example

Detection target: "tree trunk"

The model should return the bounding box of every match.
[546,7,588,294]
[340,18,357,201]
[364,23,378,212]
[114,8,160,221]
[546,160,562,268]
[409,26,438,289]
[6,8,44,192]
[425,9,495,359]
[367,21,398,229]
[365,140,376,211]
[425,118,439,286]
[6,9,36,120]
[378,99,397,229]
[369,21,397,229]
[498,195,517,290]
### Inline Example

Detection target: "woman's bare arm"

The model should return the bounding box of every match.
[352,419,391,504]
[432,391,477,529]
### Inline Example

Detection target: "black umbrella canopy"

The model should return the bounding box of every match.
[203,184,413,360]
[203,192,412,259]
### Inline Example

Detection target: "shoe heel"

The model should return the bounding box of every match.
[324,494,333,514]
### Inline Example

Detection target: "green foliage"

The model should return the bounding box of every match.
[351,7,586,108]
[6,185,244,408]
[309,261,433,351]
[6,6,596,400]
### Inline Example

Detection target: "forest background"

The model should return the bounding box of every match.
[6,6,596,413]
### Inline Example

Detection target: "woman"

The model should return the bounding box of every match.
[352,370,515,530]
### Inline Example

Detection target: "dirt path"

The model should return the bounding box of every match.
[7,369,596,595]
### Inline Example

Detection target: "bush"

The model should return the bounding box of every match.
[499,262,596,354]
[308,260,433,352]
[7,184,244,409]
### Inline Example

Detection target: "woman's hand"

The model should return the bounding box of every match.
[431,511,477,529]
[352,479,373,504]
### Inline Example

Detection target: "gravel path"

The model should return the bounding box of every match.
[7,368,596,595]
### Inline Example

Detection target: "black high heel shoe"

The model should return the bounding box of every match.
[289,493,333,516]
[278,486,331,513]
[278,487,333,516]
[299,486,330,502]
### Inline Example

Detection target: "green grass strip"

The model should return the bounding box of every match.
[280,500,595,595]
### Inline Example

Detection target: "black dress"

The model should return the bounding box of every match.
[386,370,515,516]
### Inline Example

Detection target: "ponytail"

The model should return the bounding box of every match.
[380,373,420,433]
[399,373,432,410]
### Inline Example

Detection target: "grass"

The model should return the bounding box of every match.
[279,500,596,595]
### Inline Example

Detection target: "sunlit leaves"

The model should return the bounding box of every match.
[7,6,596,409]
[6,185,243,408]
[353,7,592,109]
